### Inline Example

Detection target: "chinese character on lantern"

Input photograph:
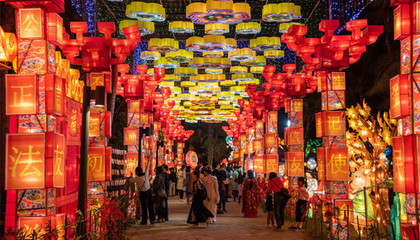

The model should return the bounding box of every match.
[87,147,105,181]
[317,147,325,181]
[330,72,346,91]
[6,74,38,115]
[89,72,104,90]
[285,127,303,145]
[89,113,100,137]
[125,154,138,177]
[390,74,410,119]
[18,8,45,39]
[326,147,349,181]
[266,155,279,174]
[286,152,304,177]
[393,137,405,193]
[124,128,139,146]
[265,134,278,148]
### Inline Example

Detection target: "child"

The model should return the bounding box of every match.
[232,179,239,201]
[266,193,275,227]
[237,182,243,204]
[290,177,309,230]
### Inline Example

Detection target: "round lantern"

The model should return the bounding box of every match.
[141,51,160,60]
[219,80,236,87]
[189,57,231,69]
[238,78,259,86]
[180,81,197,88]
[186,0,251,24]
[169,21,194,33]
[165,49,193,63]
[154,58,180,69]
[119,19,154,36]
[264,50,285,59]
[177,93,193,100]
[250,66,264,74]
[190,74,225,83]
[262,3,301,22]
[279,22,304,33]
[307,157,317,170]
[205,23,229,35]
[228,48,256,62]
[203,51,224,58]
[230,66,248,74]
[148,38,179,53]
[231,86,246,94]
[126,2,166,22]
[241,56,266,67]
[186,35,236,52]
[235,22,261,34]
[205,68,223,74]
[174,67,198,77]
[232,73,254,82]
[162,74,181,82]
[250,37,282,51]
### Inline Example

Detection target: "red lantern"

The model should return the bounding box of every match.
[394,4,411,40]
[317,147,325,181]
[253,155,264,173]
[104,71,112,93]
[6,74,38,115]
[330,72,346,90]
[66,99,82,146]
[47,13,63,47]
[290,99,303,112]
[325,147,349,181]
[18,217,50,237]
[105,147,112,181]
[46,132,66,188]
[89,72,104,90]
[393,136,406,193]
[265,134,278,148]
[315,111,346,137]
[390,74,410,119]
[125,154,139,177]
[334,199,354,222]
[266,154,279,174]
[400,223,419,240]
[253,139,263,151]
[285,127,303,145]
[87,147,105,181]
[46,74,65,116]
[285,152,304,177]
[89,113,100,137]
[124,128,138,146]
[17,8,45,39]
[105,111,112,139]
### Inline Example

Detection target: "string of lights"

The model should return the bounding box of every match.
[71,0,97,36]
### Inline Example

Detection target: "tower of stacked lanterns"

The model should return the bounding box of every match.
[281,19,383,237]
[390,0,420,238]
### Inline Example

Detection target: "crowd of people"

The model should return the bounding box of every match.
[126,161,309,231]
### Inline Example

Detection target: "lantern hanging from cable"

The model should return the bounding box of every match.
[190,74,226,83]
[189,57,232,69]
[264,50,284,59]
[186,35,236,52]
[205,68,224,74]
[141,51,160,60]
[126,2,166,21]
[279,22,304,33]
[232,73,254,82]
[165,49,194,63]
[250,37,282,51]
[203,51,224,58]
[181,81,197,88]
[174,67,198,77]
[219,80,236,87]
[231,85,246,94]
[230,66,248,74]
[169,21,195,33]
[189,86,221,95]
[235,22,261,34]
[148,38,179,53]
[241,56,266,67]
[228,48,256,62]
[217,91,236,100]
[162,74,181,82]
[154,58,180,69]
[238,78,259,86]
[205,23,229,35]
[250,66,264,74]
[119,19,154,36]
[262,3,301,22]
[197,82,219,89]
[186,0,251,24]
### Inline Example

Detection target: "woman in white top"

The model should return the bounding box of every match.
[176,165,186,201]
[201,166,220,223]
[129,161,156,225]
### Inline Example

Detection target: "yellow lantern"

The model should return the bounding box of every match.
[119,20,154,36]
[205,68,224,74]
[169,21,194,33]
[250,66,264,74]
[241,56,266,67]
[232,73,254,82]
[148,38,179,53]
[177,93,193,100]
[126,2,166,22]
[189,57,231,69]
[205,23,229,35]
[279,22,304,33]
[174,67,198,77]
[235,22,261,34]
[203,51,224,58]
[141,51,160,60]
[186,35,236,52]
[230,66,248,74]
[190,74,226,83]
[165,50,194,63]
[228,48,256,62]
[219,80,236,87]
[262,3,301,22]
[186,0,250,24]
[154,58,180,69]
[162,74,181,82]
[264,50,285,59]
[231,85,246,94]
[181,81,196,88]
[250,37,282,51]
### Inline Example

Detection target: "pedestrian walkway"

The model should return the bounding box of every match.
[126,197,318,240]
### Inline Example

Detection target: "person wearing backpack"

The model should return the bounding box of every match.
[187,171,214,226]
[202,166,220,223]
[267,172,289,231]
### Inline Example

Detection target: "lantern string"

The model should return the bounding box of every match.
[304,0,322,25]
[98,0,117,22]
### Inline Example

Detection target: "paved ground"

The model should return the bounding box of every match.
[126,197,319,240]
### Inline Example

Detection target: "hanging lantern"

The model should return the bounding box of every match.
[165,49,194,63]
[125,1,166,22]
[197,82,219,89]
[6,74,38,115]
[189,57,231,69]
[317,147,325,180]
[325,147,349,181]
[205,23,229,35]
[393,4,411,40]
[0,26,17,62]
[264,50,284,59]
[124,128,139,146]
[266,155,279,174]
[189,86,221,95]
[285,127,304,145]
[141,51,160,60]
[162,74,181,82]
[217,92,236,100]
[186,0,251,24]
[119,19,154,36]
[180,81,196,88]
[17,8,45,39]
[186,35,236,52]
[174,67,198,77]
[87,147,106,181]
[232,73,254,82]
[393,137,405,192]
[148,38,179,53]
[286,152,304,177]
[203,51,224,58]
[230,85,246,95]
[241,56,266,67]
[238,78,259,86]
[205,68,224,74]
[262,3,302,22]
[250,66,264,74]
[390,74,410,119]
[315,111,346,137]
[190,74,225,83]
[169,21,194,33]
[279,22,304,33]
[230,66,248,74]
[250,37,282,51]
[228,48,256,62]
[154,58,180,69]
[235,22,261,34]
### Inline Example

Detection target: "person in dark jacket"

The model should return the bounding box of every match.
[162,164,170,221]
[153,166,167,223]
[187,171,214,226]
[169,167,177,197]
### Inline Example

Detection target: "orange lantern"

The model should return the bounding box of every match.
[253,139,263,151]
[6,133,46,189]
[393,4,411,40]
[400,223,419,240]
[290,99,303,112]
[325,147,349,181]
[45,74,65,116]
[87,147,105,181]
[105,146,112,181]
[334,199,354,222]
[265,134,278,148]
[125,154,139,177]
[17,8,45,39]
[105,111,112,139]
[317,147,325,181]
[285,152,304,177]
[316,71,327,92]
[285,127,303,145]
[390,74,410,119]
[6,74,38,115]
[266,154,279,174]
[330,72,346,90]
[46,132,66,188]
[253,155,264,173]
[0,26,17,62]
[403,135,419,193]
[18,216,49,237]
[129,100,141,113]
[124,128,138,146]
[89,113,100,137]
[66,99,82,145]
[315,111,345,137]
[47,12,63,47]
[393,136,406,193]
[104,71,112,93]
[89,72,104,90]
